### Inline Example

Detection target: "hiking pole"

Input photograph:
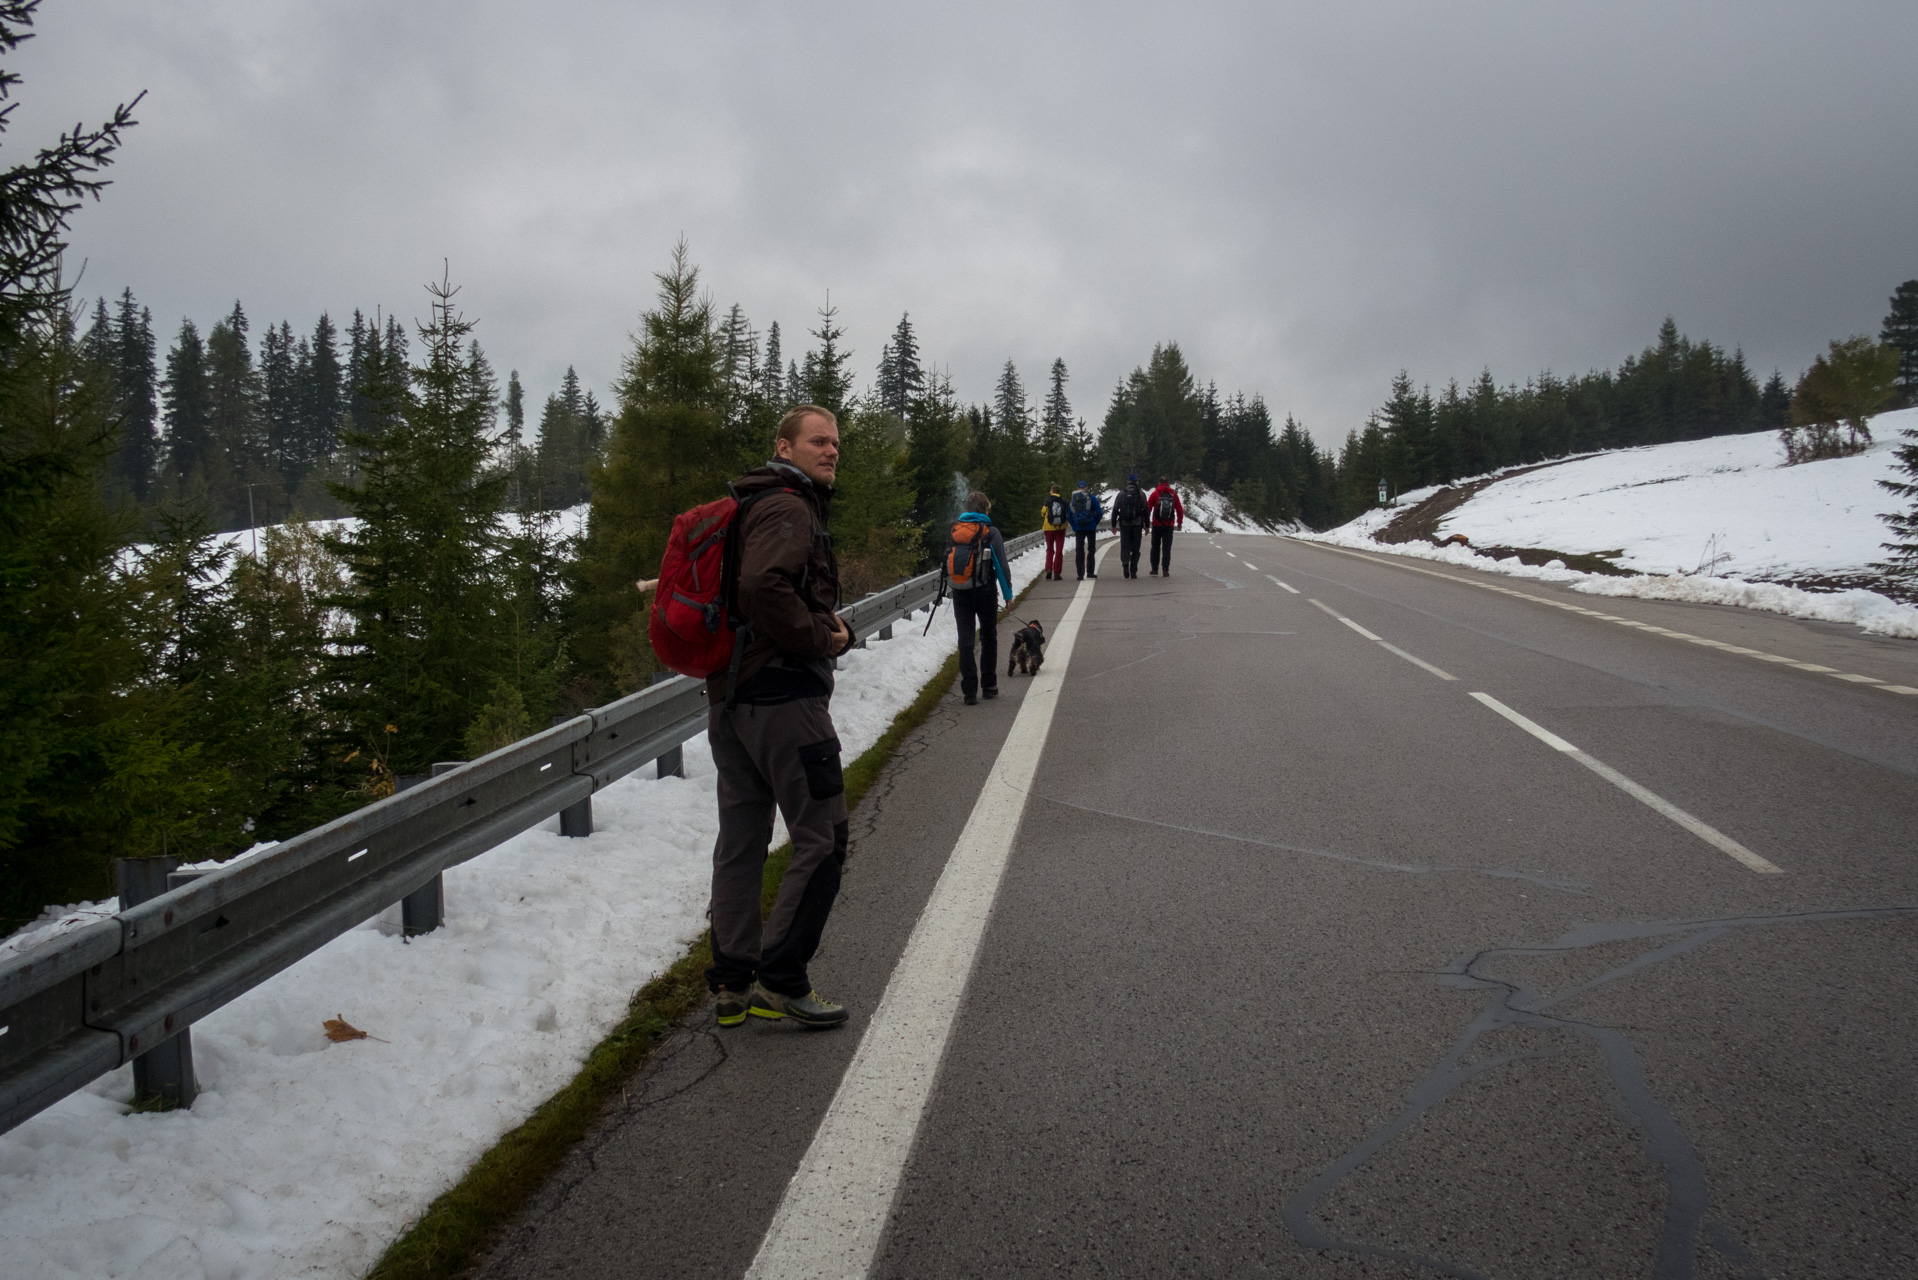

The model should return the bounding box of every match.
[922,576,948,636]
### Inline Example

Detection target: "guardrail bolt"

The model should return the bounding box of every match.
[114,857,199,1110]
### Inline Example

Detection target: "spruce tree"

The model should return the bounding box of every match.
[569,240,728,698]
[0,3,182,920]
[203,301,265,527]
[260,318,297,495]
[326,276,508,776]
[1881,280,1918,407]
[803,299,854,416]
[112,289,158,501]
[296,311,343,476]
[162,318,214,494]
[1878,417,1918,577]
[993,359,1029,440]
[1041,357,1071,460]
[876,312,924,418]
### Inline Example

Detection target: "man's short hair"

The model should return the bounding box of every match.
[1158,475,1168,484]
[967,490,992,512]
[777,404,837,445]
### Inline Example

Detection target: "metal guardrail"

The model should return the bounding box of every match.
[0,531,1044,1135]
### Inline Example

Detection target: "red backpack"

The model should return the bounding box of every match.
[649,487,791,679]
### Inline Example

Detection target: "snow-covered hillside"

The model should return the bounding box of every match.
[1303,411,1918,638]
[0,545,1044,1280]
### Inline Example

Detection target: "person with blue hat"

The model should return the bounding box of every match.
[1064,479,1104,580]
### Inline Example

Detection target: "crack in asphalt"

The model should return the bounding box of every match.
[1034,794,1590,893]
[1283,905,1918,1280]
[475,1025,732,1275]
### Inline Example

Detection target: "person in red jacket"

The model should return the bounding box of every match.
[1147,475,1185,576]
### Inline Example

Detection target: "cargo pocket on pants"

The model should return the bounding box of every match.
[799,737,844,799]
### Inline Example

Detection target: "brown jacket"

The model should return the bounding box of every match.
[706,461,842,704]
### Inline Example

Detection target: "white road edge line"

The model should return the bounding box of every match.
[745,545,1107,1280]
[1308,598,1457,681]
[1469,692,1783,875]
[1266,574,1301,594]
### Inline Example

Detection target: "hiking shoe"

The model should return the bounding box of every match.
[964,692,978,705]
[983,686,999,699]
[748,983,848,1029]
[715,987,749,1028]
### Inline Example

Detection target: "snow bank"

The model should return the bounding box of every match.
[0,543,1043,1280]
[1097,481,1286,537]
[1302,413,1918,639]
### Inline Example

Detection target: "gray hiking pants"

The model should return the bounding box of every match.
[706,696,849,997]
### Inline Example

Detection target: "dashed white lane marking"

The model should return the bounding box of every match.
[745,544,1106,1280]
[1267,575,1301,594]
[1308,598,1457,681]
[1470,693,1784,874]
[1242,561,1258,571]
[1296,540,1917,697]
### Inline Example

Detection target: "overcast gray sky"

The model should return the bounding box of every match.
[17,0,1918,447]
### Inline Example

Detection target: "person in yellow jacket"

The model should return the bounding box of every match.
[1040,483,1070,580]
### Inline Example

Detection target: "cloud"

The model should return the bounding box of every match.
[20,0,1918,445]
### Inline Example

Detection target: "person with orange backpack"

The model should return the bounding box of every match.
[651,405,855,1030]
[1039,483,1069,580]
[946,490,1014,705]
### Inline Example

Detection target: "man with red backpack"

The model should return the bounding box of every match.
[946,490,1014,705]
[1147,475,1185,576]
[701,406,855,1030]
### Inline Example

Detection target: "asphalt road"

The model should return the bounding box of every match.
[473,533,1918,1280]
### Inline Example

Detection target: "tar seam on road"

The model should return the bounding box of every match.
[1469,692,1783,874]
[1032,794,1586,892]
[743,543,1107,1280]
[1296,539,1918,698]
[1283,906,1916,1280]
[1266,574,1301,594]
[1308,597,1459,681]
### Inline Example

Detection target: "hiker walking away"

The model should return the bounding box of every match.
[947,490,1014,705]
[1040,484,1069,581]
[1147,475,1185,576]
[1112,475,1150,579]
[1065,480,1103,580]
[706,406,856,1030]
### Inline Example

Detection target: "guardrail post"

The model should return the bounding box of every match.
[651,673,684,779]
[391,767,457,934]
[877,623,893,641]
[554,716,594,836]
[114,857,198,1110]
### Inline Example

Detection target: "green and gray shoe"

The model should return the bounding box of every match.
[714,987,750,1028]
[748,982,849,1029]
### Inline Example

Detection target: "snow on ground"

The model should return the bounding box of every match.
[1097,482,1285,536]
[0,542,1043,1280]
[1302,412,1918,639]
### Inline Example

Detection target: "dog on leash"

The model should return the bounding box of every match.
[1007,619,1046,676]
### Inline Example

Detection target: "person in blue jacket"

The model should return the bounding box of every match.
[947,490,1015,705]
[1064,480,1104,580]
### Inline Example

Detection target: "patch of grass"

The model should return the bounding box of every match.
[366,622,985,1280]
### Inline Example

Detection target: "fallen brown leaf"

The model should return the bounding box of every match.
[324,1015,388,1044]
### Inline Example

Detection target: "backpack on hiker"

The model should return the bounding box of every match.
[945,519,992,589]
[1156,490,1176,522]
[1046,495,1067,526]
[649,485,791,679]
[1069,490,1090,518]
